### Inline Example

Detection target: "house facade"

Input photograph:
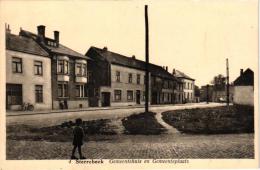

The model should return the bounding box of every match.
[150,66,177,105]
[174,80,184,104]
[19,25,91,109]
[6,26,52,110]
[172,69,195,103]
[233,68,254,106]
[86,47,150,107]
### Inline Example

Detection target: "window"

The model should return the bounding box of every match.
[57,60,69,74]
[34,61,43,75]
[6,84,22,105]
[137,74,140,84]
[58,83,68,97]
[12,57,22,73]
[116,71,120,82]
[75,63,87,76]
[76,85,86,98]
[128,73,132,83]
[35,85,43,103]
[114,90,121,101]
[127,90,133,101]
[76,63,82,76]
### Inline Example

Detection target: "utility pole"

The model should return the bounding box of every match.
[226,58,229,106]
[145,5,149,112]
[145,5,149,113]
[206,84,209,104]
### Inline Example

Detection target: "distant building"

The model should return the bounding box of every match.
[19,25,91,109]
[200,85,214,102]
[5,25,52,110]
[212,85,234,103]
[233,68,254,106]
[172,69,195,103]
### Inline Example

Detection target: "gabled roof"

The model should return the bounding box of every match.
[19,29,89,60]
[6,33,48,57]
[87,46,178,81]
[173,69,195,81]
[233,68,254,86]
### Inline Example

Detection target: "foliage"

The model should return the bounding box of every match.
[162,105,254,134]
[122,112,166,135]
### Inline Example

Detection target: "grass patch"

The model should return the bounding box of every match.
[162,105,254,134]
[7,119,117,142]
[122,112,166,135]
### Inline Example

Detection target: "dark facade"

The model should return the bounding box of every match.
[150,65,177,104]
[19,25,91,109]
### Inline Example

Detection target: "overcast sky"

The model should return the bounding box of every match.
[1,0,258,86]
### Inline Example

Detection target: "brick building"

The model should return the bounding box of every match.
[19,25,91,109]
[5,25,52,110]
[86,47,178,107]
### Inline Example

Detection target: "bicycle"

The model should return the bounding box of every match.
[21,102,34,111]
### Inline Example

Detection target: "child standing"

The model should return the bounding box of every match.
[71,118,86,159]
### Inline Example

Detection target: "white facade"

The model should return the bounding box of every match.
[6,50,52,110]
[100,64,150,106]
[182,79,195,103]
[233,86,254,106]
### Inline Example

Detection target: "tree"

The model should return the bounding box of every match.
[210,74,226,90]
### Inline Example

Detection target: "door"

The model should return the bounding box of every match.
[151,92,157,104]
[136,90,140,104]
[101,92,110,107]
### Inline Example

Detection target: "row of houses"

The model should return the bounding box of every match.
[5,25,195,111]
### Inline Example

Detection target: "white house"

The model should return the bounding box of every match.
[233,68,254,106]
[172,69,195,103]
[6,26,52,110]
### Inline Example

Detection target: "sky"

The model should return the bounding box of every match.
[0,0,258,87]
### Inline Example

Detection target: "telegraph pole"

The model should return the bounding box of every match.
[206,84,209,104]
[145,5,149,113]
[226,58,230,106]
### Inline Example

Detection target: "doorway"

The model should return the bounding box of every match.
[101,92,110,107]
[136,90,140,104]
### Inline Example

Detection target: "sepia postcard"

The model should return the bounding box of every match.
[0,0,259,169]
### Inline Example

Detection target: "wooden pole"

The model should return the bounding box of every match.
[145,5,149,113]
[226,58,230,106]
[206,84,209,104]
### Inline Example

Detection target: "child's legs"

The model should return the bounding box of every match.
[77,145,82,157]
[71,145,77,156]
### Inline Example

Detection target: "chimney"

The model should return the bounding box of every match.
[54,31,59,46]
[37,25,45,42]
[132,55,136,59]
[166,66,168,72]
[5,23,11,34]
[240,69,243,76]
[103,46,108,51]
[163,66,165,70]
[172,69,176,75]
